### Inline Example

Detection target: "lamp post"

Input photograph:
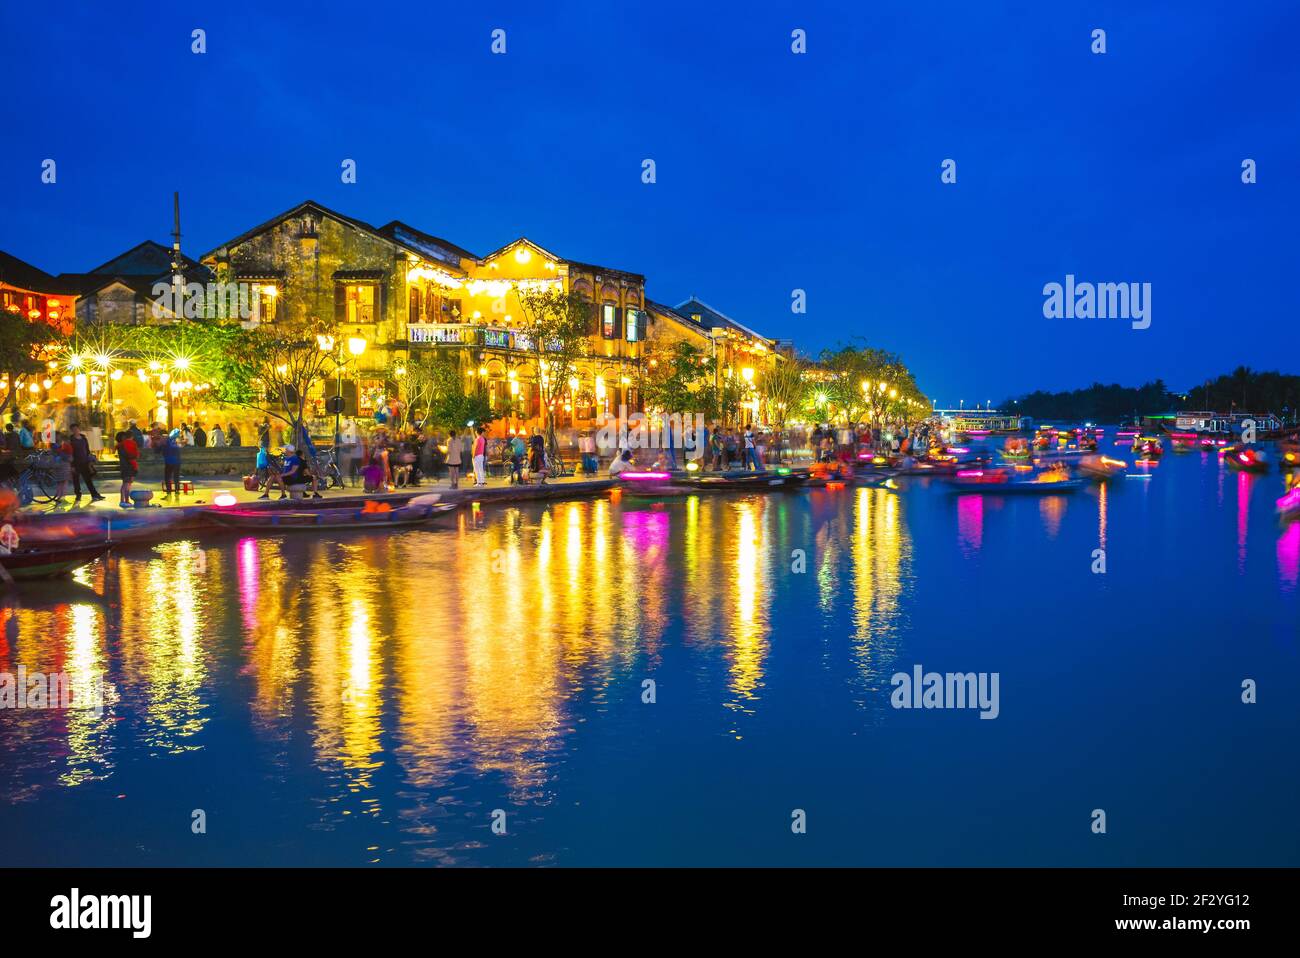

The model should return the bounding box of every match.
[325,335,366,449]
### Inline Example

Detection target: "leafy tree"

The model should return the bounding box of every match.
[0,316,61,417]
[429,381,498,431]
[641,341,712,417]
[759,356,810,430]
[231,314,338,453]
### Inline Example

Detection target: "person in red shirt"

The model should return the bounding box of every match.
[115,431,140,507]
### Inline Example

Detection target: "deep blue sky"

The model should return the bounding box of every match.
[3,1,1296,403]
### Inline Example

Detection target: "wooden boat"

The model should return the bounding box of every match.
[208,502,457,530]
[0,542,112,581]
[1077,455,1128,481]
[685,468,809,492]
[946,471,1084,495]
[1132,437,1164,459]
[1222,444,1269,473]
[615,471,691,499]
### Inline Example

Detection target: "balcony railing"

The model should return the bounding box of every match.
[406,323,516,348]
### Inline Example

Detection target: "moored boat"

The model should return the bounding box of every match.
[0,541,113,581]
[208,502,456,530]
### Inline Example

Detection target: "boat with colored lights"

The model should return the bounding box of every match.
[1222,444,1269,474]
[1131,436,1164,459]
[1277,486,1300,522]
[1077,455,1128,482]
[945,468,1084,495]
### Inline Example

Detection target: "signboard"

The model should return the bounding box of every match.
[483,328,510,349]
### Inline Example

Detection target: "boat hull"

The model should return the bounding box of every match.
[946,478,1085,495]
[208,503,456,531]
[1,542,113,580]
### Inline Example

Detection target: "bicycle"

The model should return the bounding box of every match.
[0,453,60,506]
[312,450,346,489]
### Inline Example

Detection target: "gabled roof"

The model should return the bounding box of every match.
[676,296,771,343]
[199,200,395,261]
[0,250,76,294]
[377,221,477,267]
[82,239,187,278]
[480,236,566,266]
[647,299,705,327]
[76,264,213,298]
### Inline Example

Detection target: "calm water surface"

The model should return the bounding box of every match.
[2,444,1298,866]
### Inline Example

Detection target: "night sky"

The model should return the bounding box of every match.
[3,1,1296,403]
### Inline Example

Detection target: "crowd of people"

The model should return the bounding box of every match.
[3,405,942,509]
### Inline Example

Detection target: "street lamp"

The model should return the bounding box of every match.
[330,336,367,448]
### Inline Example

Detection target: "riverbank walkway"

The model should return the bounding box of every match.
[18,470,615,518]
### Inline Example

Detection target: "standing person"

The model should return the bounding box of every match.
[258,417,272,449]
[193,422,208,447]
[445,428,462,488]
[509,431,526,484]
[115,430,140,507]
[3,423,18,455]
[68,424,105,502]
[18,420,35,450]
[743,427,763,471]
[127,419,144,450]
[228,423,241,446]
[210,423,225,447]
[161,430,183,495]
[472,427,487,487]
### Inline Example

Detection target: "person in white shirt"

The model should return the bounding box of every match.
[608,449,634,476]
[211,425,226,447]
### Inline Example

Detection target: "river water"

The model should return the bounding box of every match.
[2,443,1297,866]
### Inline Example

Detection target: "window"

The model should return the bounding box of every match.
[602,303,618,339]
[256,286,278,323]
[426,287,461,321]
[625,308,643,342]
[690,313,702,324]
[409,286,422,322]
[346,284,375,323]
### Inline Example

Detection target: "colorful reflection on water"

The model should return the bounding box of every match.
[1,448,1297,866]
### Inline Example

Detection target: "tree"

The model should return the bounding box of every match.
[515,287,594,462]
[429,381,498,431]
[0,316,60,418]
[641,341,712,418]
[759,356,810,431]
[817,344,927,426]
[231,314,338,454]
[389,350,460,430]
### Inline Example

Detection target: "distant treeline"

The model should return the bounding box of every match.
[1002,368,1300,422]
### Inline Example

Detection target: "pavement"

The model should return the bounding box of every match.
[19,470,614,517]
